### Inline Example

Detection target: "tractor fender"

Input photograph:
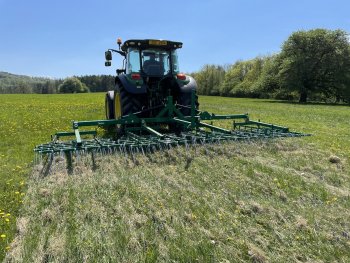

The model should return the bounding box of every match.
[116,75,147,94]
[178,75,197,93]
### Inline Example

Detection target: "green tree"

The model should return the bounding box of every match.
[58,77,89,93]
[222,57,266,98]
[253,55,297,100]
[221,61,244,96]
[278,29,350,103]
[14,80,32,93]
[193,65,226,95]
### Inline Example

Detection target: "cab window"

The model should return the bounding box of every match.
[126,48,140,74]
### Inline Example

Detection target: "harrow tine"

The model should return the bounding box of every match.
[34,119,309,168]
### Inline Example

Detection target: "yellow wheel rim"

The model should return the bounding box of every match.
[105,97,110,119]
[114,92,122,119]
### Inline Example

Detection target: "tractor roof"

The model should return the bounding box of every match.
[121,39,183,52]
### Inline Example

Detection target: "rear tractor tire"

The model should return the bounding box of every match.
[105,85,144,120]
[170,91,199,134]
[105,91,115,119]
[105,83,144,137]
[113,83,143,118]
[177,91,199,116]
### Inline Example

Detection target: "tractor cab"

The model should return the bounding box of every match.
[122,39,181,78]
[105,39,182,78]
[104,38,198,121]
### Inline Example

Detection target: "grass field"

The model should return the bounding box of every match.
[0,94,349,262]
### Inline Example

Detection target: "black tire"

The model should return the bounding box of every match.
[177,91,199,116]
[105,85,143,120]
[117,84,145,116]
[105,83,143,138]
[169,91,199,134]
[114,83,143,118]
[109,83,144,137]
[105,91,115,119]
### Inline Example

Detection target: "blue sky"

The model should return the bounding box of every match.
[0,0,349,78]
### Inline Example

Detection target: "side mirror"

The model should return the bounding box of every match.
[105,61,111,67]
[105,50,112,61]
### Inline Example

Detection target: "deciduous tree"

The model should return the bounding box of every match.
[278,29,350,103]
[59,77,89,93]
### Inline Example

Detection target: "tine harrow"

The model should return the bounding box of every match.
[34,92,310,167]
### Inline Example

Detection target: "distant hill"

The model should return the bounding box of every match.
[0,71,52,81]
[0,71,55,94]
[0,71,115,94]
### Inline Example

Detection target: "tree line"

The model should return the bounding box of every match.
[1,28,349,103]
[191,29,350,103]
[0,73,115,94]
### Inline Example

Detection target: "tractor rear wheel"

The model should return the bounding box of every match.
[105,84,144,136]
[169,91,199,134]
[105,84,143,120]
[177,91,199,116]
[105,91,115,119]
[113,83,143,118]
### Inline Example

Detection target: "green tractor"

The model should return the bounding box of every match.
[104,38,198,128]
[34,38,308,161]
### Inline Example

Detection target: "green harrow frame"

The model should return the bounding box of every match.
[34,91,309,163]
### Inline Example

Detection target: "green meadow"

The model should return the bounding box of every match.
[0,94,349,262]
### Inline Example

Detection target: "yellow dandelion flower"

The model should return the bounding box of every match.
[15,191,20,195]
[5,218,9,222]
[6,213,10,216]
[1,234,6,238]
[218,213,223,220]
